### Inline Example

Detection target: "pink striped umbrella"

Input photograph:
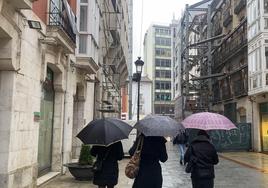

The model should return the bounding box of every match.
[181,112,237,130]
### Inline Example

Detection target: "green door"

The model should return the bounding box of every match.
[38,68,54,176]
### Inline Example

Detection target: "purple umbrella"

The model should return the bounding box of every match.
[181,112,237,130]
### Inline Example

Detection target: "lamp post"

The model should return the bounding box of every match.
[133,57,144,122]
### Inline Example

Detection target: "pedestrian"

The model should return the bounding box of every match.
[173,130,188,165]
[184,130,219,188]
[90,141,124,188]
[129,134,168,188]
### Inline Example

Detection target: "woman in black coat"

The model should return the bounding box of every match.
[129,135,168,188]
[184,130,219,188]
[90,141,124,188]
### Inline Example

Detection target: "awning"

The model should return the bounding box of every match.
[62,0,78,34]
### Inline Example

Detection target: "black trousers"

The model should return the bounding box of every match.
[191,178,214,188]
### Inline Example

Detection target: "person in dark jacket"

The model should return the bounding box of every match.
[184,130,219,188]
[129,135,168,188]
[173,130,189,165]
[90,141,124,188]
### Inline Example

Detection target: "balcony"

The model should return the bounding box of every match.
[223,10,233,27]
[48,1,76,42]
[47,0,76,53]
[211,0,221,12]
[219,20,247,63]
[214,27,223,36]
[233,80,247,97]
[9,0,33,9]
[234,0,246,15]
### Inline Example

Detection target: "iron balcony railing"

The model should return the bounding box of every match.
[212,20,247,71]
[234,0,246,15]
[233,80,246,96]
[223,10,233,27]
[48,0,76,43]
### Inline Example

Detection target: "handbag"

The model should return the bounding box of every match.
[92,148,110,172]
[185,146,198,173]
[125,136,144,179]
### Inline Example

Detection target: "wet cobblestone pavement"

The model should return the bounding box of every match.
[41,142,268,188]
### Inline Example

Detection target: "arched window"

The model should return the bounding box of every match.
[237,107,247,123]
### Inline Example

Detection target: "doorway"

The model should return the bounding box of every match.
[38,68,55,176]
[261,114,268,152]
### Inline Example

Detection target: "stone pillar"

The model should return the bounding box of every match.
[0,71,15,188]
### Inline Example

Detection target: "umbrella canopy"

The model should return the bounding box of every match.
[134,115,185,137]
[77,118,132,146]
[181,112,237,130]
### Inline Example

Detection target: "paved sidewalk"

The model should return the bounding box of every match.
[40,143,268,188]
[219,152,268,173]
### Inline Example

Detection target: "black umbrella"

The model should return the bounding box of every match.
[134,115,185,137]
[77,117,132,146]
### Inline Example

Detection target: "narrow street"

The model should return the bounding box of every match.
[41,142,268,188]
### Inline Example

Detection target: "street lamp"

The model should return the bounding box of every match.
[133,57,144,122]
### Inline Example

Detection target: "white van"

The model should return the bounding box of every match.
[121,120,137,156]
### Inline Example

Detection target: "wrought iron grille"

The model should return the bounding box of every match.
[48,0,76,43]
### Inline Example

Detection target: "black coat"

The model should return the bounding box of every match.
[129,136,168,188]
[173,131,189,145]
[90,141,124,186]
[184,135,219,179]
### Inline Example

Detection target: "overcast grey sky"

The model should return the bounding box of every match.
[132,0,200,62]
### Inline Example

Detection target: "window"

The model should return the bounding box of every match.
[249,48,261,72]
[161,82,165,89]
[155,81,171,90]
[155,92,171,101]
[265,47,268,69]
[155,48,171,57]
[165,70,171,78]
[80,5,88,31]
[155,28,171,35]
[155,82,160,89]
[238,107,247,123]
[79,35,87,54]
[155,59,161,66]
[155,93,160,100]
[155,59,171,67]
[248,0,260,40]
[265,18,268,29]
[155,37,171,46]
[155,70,160,77]
[265,0,268,13]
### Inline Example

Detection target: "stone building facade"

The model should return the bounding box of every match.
[0,0,131,187]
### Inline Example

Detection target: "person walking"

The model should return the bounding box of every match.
[173,130,188,165]
[90,141,124,188]
[129,135,168,188]
[184,130,219,188]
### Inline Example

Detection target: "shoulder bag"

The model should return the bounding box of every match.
[125,136,144,179]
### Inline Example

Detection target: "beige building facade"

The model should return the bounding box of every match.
[0,0,131,187]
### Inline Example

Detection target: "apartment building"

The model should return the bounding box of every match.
[247,0,268,152]
[177,0,251,147]
[143,24,174,117]
[0,0,131,187]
